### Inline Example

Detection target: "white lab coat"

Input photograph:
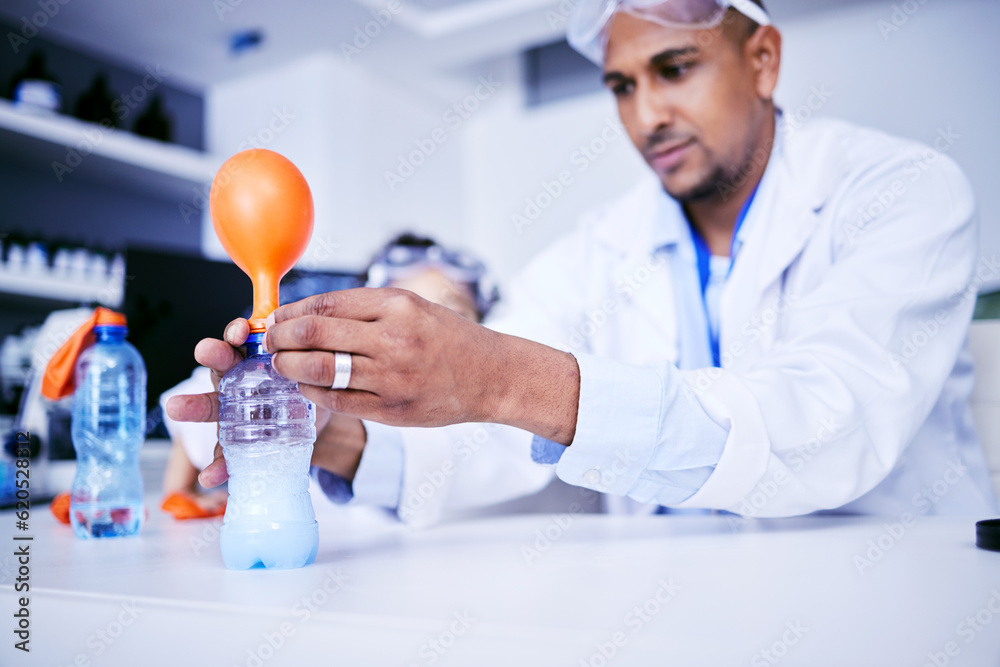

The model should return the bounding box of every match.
[389,117,998,526]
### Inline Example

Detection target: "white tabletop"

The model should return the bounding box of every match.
[1,496,999,667]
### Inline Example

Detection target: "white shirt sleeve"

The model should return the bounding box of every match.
[532,354,729,505]
[311,421,405,510]
[349,421,405,508]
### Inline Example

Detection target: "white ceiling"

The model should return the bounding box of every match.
[0,0,879,92]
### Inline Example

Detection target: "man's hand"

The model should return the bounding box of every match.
[164,317,368,488]
[265,288,581,445]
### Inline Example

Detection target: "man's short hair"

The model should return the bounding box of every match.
[729,0,767,42]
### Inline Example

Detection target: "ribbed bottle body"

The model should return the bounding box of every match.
[70,325,146,539]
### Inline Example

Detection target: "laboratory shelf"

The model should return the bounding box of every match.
[0,267,122,307]
[0,97,218,203]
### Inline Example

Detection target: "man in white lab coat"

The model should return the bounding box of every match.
[168,0,997,525]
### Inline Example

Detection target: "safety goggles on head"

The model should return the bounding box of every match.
[365,243,500,319]
[568,0,772,65]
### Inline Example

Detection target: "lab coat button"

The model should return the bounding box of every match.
[583,469,601,485]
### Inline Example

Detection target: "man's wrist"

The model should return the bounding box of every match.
[312,416,367,482]
[486,333,580,446]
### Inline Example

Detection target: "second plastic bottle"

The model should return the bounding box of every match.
[218,332,318,569]
[70,311,146,539]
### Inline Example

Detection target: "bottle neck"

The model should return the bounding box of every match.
[95,324,127,343]
[244,332,267,358]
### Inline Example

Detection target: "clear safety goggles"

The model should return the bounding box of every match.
[365,243,500,318]
[568,0,772,65]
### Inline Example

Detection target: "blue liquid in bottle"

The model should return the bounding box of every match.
[70,322,146,539]
[218,332,318,569]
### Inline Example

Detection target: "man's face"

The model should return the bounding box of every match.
[603,11,769,202]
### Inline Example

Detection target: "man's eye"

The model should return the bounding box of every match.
[659,63,692,80]
[611,82,634,97]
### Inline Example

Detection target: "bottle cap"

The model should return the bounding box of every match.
[41,307,127,401]
[96,309,127,326]
[976,519,1000,552]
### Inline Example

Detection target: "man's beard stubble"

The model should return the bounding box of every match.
[648,125,769,205]
[663,146,763,204]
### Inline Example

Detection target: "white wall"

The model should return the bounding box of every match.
[205,52,469,272]
[460,58,648,282]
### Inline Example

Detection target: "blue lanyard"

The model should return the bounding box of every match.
[690,185,759,367]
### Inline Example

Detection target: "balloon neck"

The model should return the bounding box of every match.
[250,271,280,332]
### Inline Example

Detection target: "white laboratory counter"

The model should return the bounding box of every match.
[1,494,999,667]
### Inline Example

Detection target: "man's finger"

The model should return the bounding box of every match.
[223,318,251,347]
[299,384,393,424]
[198,444,228,489]
[265,316,374,356]
[165,393,220,423]
[271,288,388,325]
[272,350,374,391]
[194,338,244,378]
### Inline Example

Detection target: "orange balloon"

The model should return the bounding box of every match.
[209,149,314,332]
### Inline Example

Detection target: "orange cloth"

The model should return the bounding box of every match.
[41,307,127,401]
[160,491,226,520]
[50,492,71,524]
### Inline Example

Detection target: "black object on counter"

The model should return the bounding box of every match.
[976,519,1000,552]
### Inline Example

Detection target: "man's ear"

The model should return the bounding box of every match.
[747,25,781,101]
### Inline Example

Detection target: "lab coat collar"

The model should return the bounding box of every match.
[738,115,850,297]
[715,116,851,366]
[585,173,683,348]
[590,170,677,257]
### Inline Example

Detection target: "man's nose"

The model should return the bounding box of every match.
[633,82,672,139]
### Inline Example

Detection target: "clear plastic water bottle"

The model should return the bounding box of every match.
[218,331,318,570]
[70,313,146,538]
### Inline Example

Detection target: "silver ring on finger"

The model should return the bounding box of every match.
[331,351,352,390]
